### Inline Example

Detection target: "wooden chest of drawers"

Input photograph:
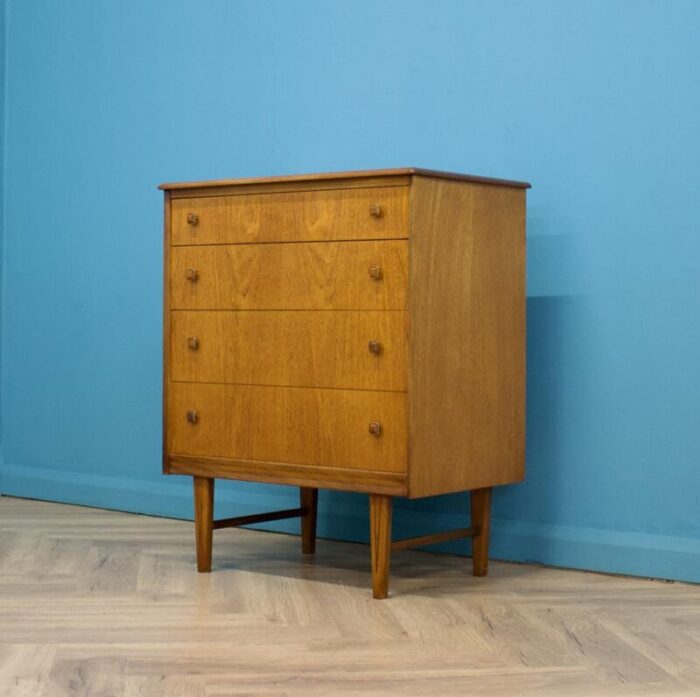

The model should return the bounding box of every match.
[160,168,529,598]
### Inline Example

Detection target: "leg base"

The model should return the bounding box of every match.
[369,494,393,599]
[300,487,318,555]
[193,477,214,573]
[471,487,492,577]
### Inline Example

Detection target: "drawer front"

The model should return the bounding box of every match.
[171,310,408,391]
[170,240,407,310]
[167,383,407,473]
[171,187,408,245]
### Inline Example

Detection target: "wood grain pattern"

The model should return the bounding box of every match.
[168,456,407,495]
[369,494,393,599]
[171,187,408,245]
[299,487,318,555]
[471,487,492,576]
[170,310,408,391]
[170,240,408,310]
[168,382,408,473]
[407,177,526,497]
[6,497,699,696]
[192,476,214,573]
[159,167,531,191]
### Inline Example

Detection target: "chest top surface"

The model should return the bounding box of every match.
[159,167,531,191]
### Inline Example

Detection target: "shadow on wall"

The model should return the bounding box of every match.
[391,296,584,537]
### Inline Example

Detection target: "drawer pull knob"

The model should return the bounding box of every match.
[369,203,383,218]
[368,340,382,355]
[185,268,199,282]
[368,421,382,436]
[186,410,198,424]
[368,265,383,280]
[187,337,199,350]
[187,212,199,226]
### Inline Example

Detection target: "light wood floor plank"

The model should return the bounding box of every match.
[1,496,699,696]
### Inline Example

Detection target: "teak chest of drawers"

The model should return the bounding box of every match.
[159,168,529,598]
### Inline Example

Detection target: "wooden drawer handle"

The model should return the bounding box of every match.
[186,410,198,424]
[185,268,199,282]
[368,421,382,437]
[368,266,383,280]
[187,337,199,351]
[187,212,199,226]
[368,341,382,355]
[369,203,383,218]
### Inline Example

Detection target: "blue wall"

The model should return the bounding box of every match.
[1,0,699,583]
[0,0,6,444]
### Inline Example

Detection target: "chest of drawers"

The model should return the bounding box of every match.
[160,168,529,598]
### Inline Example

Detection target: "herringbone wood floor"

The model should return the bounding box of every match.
[1,497,699,696]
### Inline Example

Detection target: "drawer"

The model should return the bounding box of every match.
[171,310,408,391]
[167,383,407,473]
[170,187,408,245]
[170,240,407,310]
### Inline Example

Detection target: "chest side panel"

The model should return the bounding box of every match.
[408,177,526,497]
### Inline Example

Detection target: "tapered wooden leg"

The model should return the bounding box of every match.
[471,487,492,576]
[369,494,393,599]
[299,487,318,554]
[193,476,214,572]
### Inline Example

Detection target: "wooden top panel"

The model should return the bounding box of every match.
[158,167,531,191]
